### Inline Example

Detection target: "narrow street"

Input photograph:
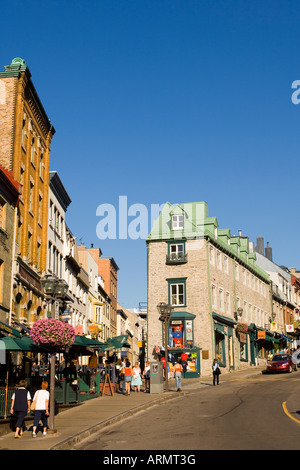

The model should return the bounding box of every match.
[77,371,300,451]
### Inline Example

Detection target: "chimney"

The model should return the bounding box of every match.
[255,237,264,255]
[265,242,273,261]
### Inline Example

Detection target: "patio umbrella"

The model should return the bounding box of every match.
[69,335,104,357]
[0,336,28,351]
[72,335,103,348]
[0,335,50,418]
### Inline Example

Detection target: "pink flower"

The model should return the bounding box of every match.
[30,318,75,349]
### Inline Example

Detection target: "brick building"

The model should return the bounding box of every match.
[0,58,55,327]
[0,165,20,324]
[88,247,119,338]
[147,201,273,377]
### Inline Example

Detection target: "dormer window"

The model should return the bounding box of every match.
[172,214,184,230]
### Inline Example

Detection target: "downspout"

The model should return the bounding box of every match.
[233,258,239,369]
[9,205,18,325]
[146,241,149,362]
[206,239,215,359]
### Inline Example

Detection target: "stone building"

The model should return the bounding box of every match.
[0,58,55,327]
[147,201,273,377]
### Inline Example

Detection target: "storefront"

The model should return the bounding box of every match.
[161,311,201,378]
[255,326,279,359]
[212,313,236,370]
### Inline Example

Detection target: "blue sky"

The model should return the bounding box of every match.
[2,0,300,308]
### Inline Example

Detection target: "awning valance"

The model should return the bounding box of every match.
[212,312,236,326]
[0,320,21,338]
[170,311,196,320]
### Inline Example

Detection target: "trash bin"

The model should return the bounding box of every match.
[150,362,164,394]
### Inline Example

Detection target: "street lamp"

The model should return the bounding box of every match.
[157,302,173,392]
[234,307,243,321]
[40,275,68,432]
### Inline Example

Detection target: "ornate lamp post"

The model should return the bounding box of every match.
[40,275,69,432]
[157,302,173,392]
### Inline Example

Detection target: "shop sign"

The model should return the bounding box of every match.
[257,330,266,340]
[270,321,277,332]
[88,323,99,334]
[75,325,83,335]
[239,333,247,343]
[202,350,209,359]
[286,325,294,333]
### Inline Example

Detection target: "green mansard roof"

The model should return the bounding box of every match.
[147,201,269,283]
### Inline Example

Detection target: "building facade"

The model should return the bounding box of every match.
[0,165,20,324]
[88,248,119,338]
[147,201,273,377]
[254,239,299,346]
[0,58,55,328]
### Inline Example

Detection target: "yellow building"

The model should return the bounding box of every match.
[0,58,55,326]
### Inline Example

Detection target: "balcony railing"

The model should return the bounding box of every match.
[166,252,188,264]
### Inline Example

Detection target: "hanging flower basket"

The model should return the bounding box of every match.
[236,323,249,334]
[30,318,75,350]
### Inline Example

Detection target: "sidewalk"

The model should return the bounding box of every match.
[0,365,265,450]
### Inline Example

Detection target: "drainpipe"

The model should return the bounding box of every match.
[233,258,239,369]
[206,239,215,359]
[9,205,18,325]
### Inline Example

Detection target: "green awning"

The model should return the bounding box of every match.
[171,311,196,320]
[215,328,227,336]
[72,335,103,348]
[0,320,21,338]
[256,334,280,343]
[212,312,237,326]
[0,335,49,352]
[99,335,130,352]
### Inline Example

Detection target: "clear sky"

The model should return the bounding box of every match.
[2,0,300,308]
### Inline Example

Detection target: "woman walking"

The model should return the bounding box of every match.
[132,362,143,392]
[32,381,50,437]
[174,360,183,392]
[212,358,221,385]
[124,361,133,395]
[10,379,31,438]
[143,361,150,393]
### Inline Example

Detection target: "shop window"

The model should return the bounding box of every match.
[240,337,248,361]
[169,319,194,348]
[215,330,226,365]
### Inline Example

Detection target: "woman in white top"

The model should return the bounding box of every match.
[32,381,50,437]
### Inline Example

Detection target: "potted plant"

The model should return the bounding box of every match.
[236,323,249,334]
[30,318,75,350]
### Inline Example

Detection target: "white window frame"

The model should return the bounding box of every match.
[172,214,184,230]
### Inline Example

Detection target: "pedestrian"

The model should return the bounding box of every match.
[143,361,150,393]
[124,360,133,395]
[174,360,183,392]
[120,357,126,393]
[32,381,50,437]
[132,362,143,392]
[212,358,221,385]
[10,379,31,438]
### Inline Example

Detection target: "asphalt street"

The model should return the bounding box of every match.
[77,371,300,451]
